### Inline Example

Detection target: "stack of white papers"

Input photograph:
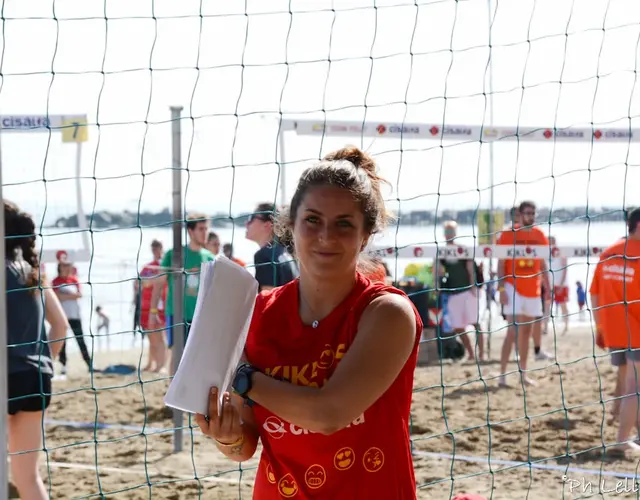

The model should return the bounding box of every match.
[164,255,259,416]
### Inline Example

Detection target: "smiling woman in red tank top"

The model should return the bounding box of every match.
[196,146,423,499]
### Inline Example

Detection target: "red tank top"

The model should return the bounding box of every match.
[139,260,166,312]
[245,272,423,499]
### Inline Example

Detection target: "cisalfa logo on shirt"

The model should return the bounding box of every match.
[262,414,365,439]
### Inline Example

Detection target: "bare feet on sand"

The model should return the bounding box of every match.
[613,440,640,455]
[498,375,536,387]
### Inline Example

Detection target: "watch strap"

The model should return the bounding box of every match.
[234,363,257,399]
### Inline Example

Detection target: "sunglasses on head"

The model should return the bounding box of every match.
[248,214,271,223]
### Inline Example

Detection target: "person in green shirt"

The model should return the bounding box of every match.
[149,213,215,364]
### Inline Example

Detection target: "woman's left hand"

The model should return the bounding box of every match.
[195,387,243,445]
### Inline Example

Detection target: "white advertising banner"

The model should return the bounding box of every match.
[292,120,637,143]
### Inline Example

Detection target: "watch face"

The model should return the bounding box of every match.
[235,372,249,395]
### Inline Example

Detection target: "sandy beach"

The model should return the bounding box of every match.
[11,323,635,499]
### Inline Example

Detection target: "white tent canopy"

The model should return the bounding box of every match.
[276,118,637,206]
[276,118,633,259]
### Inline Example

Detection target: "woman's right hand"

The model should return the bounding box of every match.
[149,312,161,330]
[195,387,244,445]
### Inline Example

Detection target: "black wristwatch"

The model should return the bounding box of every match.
[232,363,258,401]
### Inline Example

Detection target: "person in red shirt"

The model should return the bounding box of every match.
[195,146,423,499]
[137,239,168,372]
[51,262,92,375]
[590,208,640,452]
[549,236,570,335]
[56,250,78,276]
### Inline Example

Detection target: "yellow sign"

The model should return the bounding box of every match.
[477,210,505,244]
[61,117,88,143]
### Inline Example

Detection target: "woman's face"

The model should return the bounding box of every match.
[293,185,369,279]
[59,263,71,277]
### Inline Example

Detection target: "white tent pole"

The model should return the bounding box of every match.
[0,120,8,500]
[486,0,496,357]
[278,130,287,207]
[74,141,90,260]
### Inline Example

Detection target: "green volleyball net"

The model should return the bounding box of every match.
[2,0,639,499]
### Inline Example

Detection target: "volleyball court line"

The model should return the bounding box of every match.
[44,418,638,481]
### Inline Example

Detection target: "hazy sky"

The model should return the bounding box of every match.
[1,0,639,225]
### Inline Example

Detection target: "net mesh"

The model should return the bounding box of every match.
[3,0,640,498]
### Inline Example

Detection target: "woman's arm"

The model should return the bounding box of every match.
[149,274,168,312]
[247,293,417,435]
[42,288,69,359]
[53,284,82,301]
[559,257,568,286]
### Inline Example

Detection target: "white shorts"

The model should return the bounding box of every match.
[503,282,542,318]
[447,289,480,330]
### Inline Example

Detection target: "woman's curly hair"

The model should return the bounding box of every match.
[5,200,42,288]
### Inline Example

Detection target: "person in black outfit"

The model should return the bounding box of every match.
[245,202,298,291]
[5,200,69,499]
[133,286,141,336]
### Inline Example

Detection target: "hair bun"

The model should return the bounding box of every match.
[323,146,376,176]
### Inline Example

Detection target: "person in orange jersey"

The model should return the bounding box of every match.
[361,254,391,284]
[195,146,423,499]
[497,200,551,387]
[223,243,246,267]
[590,207,640,452]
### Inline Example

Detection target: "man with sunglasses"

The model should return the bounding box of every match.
[246,202,298,291]
[497,200,552,387]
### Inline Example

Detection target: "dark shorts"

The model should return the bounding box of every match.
[610,348,640,367]
[8,370,52,415]
[166,316,191,349]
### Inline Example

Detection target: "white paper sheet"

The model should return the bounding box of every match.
[164,255,258,416]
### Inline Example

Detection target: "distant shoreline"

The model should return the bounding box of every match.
[49,206,628,230]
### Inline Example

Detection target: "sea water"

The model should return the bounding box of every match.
[43,220,621,354]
